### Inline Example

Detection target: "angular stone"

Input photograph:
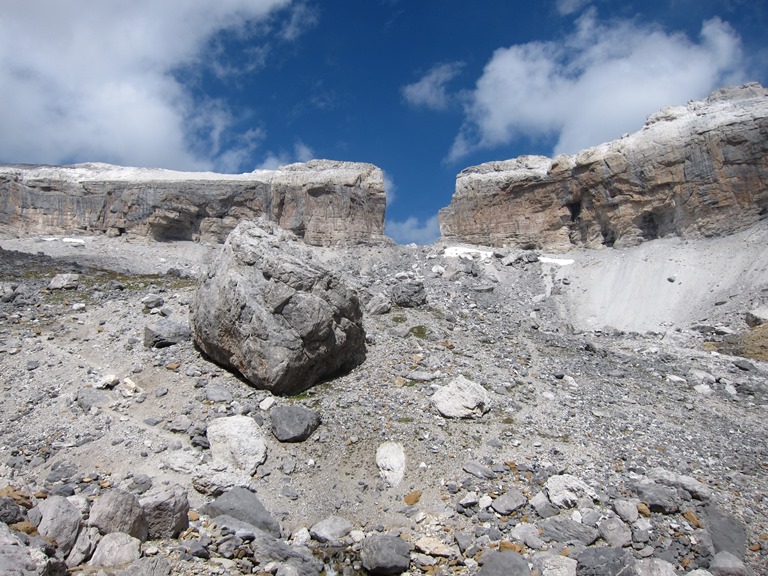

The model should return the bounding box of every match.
[538,516,599,545]
[0,497,23,524]
[391,281,426,307]
[88,532,141,567]
[36,496,82,556]
[116,556,172,576]
[206,415,267,475]
[202,487,280,538]
[491,489,527,515]
[366,293,392,315]
[309,516,353,543]
[531,554,578,576]
[66,526,100,568]
[708,551,753,576]
[139,486,189,539]
[575,547,635,576]
[598,516,631,548]
[376,442,406,487]
[613,499,639,523]
[633,558,678,576]
[431,375,490,419]
[191,220,366,395]
[746,305,768,327]
[706,505,747,558]
[360,534,411,576]
[270,405,321,442]
[531,490,559,519]
[143,318,191,348]
[48,273,79,290]
[545,474,595,508]
[633,482,680,514]
[89,489,149,542]
[479,550,531,576]
[509,523,546,550]
[463,460,496,480]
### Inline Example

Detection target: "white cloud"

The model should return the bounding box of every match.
[280,1,319,41]
[449,13,745,161]
[255,140,315,170]
[382,170,397,205]
[402,62,464,110]
[385,215,440,245]
[556,0,590,15]
[0,0,291,170]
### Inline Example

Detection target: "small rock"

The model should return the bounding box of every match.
[431,375,490,418]
[478,550,531,576]
[376,442,406,487]
[206,415,267,474]
[310,516,353,543]
[491,489,527,514]
[270,405,322,442]
[48,273,79,290]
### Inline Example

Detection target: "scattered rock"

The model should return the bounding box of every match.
[376,442,406,487]
[202,487,281,538]
[431,375,490,418]
[360,534,411,575]
[270,405,322,442]
[309,515,353,543]
[88,532,142,567]
[89,489,149,542]
[206,415,268,475]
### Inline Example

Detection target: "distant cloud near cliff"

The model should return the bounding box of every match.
[448,11,746,161]
[0,0,290,171]
[402,62,464,111]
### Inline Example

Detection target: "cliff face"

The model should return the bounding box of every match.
[439,83,768,250]
[0,160,387,246]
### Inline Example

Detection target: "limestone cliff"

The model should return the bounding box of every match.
[0,160,387,246]
[439,83,768,250]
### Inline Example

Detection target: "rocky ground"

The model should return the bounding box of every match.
[0,226,766,575]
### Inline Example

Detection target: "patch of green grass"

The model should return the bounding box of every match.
[501,416,515,425]
[392,315,407,324]
[397,417,415,424]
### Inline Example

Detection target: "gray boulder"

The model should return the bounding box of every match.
[360,534,411,575]
[491,489,527,515]
[140,486,189,538]
[48,273,79,290]
[391,280,426,307]
[576,547,635,576]
[706,505,747,558]
[479,550,531,576]
[191,221,366,396]
[35,495,82,556]
[206,415,267,474]
[270,405,322,442]
[88,532,141,567]
[89,489,149,542]
[202,487,280,537]
[539,516,599,545]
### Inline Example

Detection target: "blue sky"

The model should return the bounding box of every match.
[1,1,766,243]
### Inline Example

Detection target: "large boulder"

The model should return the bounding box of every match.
[191,221,366,395]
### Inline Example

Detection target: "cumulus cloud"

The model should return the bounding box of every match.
[449,12,745,161]
[385,215,440,245]
[255,140,315,170]
[402,62,464,110]
[0,0,291,170]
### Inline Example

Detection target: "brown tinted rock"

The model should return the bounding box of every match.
[439,83,768,249]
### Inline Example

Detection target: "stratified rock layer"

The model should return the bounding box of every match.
[0,159,387,246]
[439,83,768,249]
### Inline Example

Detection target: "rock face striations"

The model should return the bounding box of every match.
[0,159,387,246]
[439,83,768,250]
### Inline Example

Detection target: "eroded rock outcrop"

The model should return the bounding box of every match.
[439,83,768,249]
[0,159,387,246]
[190,220,366,395]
